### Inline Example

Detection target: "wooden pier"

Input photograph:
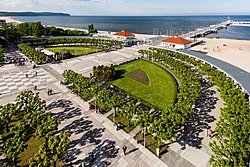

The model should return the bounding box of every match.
[180,20,232,38]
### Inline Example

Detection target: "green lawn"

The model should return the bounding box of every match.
[18,136,45,166]
[110,59,177,110]
[46,46,103,56]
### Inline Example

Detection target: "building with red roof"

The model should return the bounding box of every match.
[113,30,135,40]
[161,36,192,49]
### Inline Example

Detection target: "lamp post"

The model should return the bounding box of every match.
[113,107,116,126]
[95,96,97,113]
[143,127,146,147]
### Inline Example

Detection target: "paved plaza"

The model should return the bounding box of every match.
[0,45,224,167]
[48,46,145,76]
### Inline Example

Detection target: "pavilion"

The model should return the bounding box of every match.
[161,36,191,49]
[113,30,135,40]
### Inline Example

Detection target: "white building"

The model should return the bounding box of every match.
[113,30,135,40]
[161,36,192,49]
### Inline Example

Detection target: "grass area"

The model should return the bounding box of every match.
[107,114,136,133]
[18,136,45,166]
[134,131,169,156]
[46,46,104,56]
[1,116,45,166]
[110,59,178,110]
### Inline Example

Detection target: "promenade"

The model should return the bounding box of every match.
[180,49,250,95]
[0,45,225,167]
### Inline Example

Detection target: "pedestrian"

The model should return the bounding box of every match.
[207,130,213,139]
[25,74,28,78]
[35,71,37,76]
[34,85,37,90]
[122,145,127,156]
[47,89,50,96]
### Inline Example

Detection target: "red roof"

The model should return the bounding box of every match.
[114,30,135,37]
[162,36,191,45]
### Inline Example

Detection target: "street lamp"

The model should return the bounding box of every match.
[94,96,97,113]
[113,107,116,126]
[143,127,146,147]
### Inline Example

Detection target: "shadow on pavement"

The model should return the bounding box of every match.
[60,117,93,135]
[47,99,73,110]
[64,128,106,166]
[175,78,217,149]
[84,139,119,167]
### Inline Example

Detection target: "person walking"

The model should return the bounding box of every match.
[208,130,213,139]
[122,145,127,156]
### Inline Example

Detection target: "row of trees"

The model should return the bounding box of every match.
[0,91,68,166]
[92,64,115,81]
[29,132,70,166]
[30,37,123,48]
[17,22,87,37]
[148,48,250,166]
[18,44,47,64]
[0,22,88,42]
[138,49,201,149]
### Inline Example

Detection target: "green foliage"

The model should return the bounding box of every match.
[88,24,98,34]
[17,22,87,37]
[0,91,61,166]
[137,48,201,146]
[18,44,46,64]
[145,48,250,166]
[29,132,70,167]
[93,64,115,81]
[30,37,123,48]
[0,25,20,42]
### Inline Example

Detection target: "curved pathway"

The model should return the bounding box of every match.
[179,49,250,95]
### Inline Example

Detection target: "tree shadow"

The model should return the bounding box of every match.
[62,147,82,165]
[59,117,93,134]
[64,128,106,166]
[53,107,82,121]
[175,78,218,149]
[113,69,126,80]
[84,139,119,167]
[47,99,73,110]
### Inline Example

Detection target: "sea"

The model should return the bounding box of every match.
[12,15,250,40]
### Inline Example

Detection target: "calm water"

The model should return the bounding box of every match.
[12,15,250,40]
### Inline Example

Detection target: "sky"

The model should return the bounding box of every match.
[0,0,250,16]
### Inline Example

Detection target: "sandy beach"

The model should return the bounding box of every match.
[191,38,250,73]
[0,16,23,24]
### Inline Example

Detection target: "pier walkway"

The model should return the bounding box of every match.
[181,21,231,38]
